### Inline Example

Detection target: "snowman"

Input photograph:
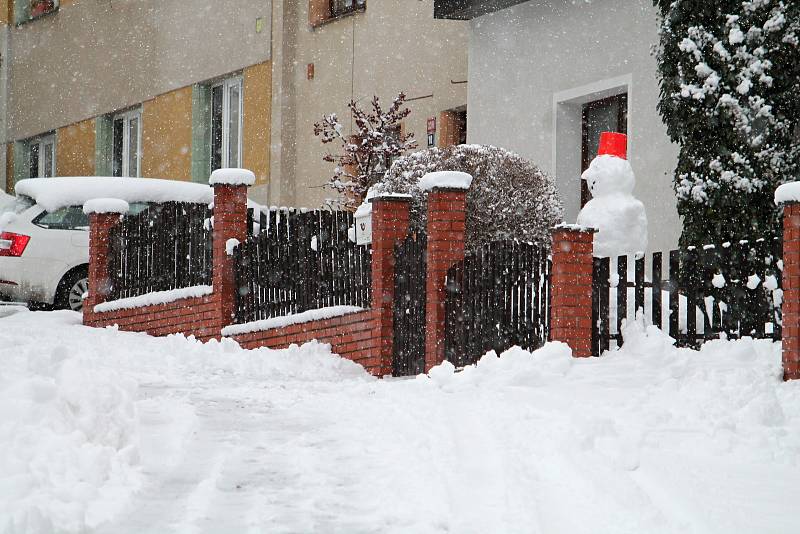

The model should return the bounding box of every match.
[576,132,648,258]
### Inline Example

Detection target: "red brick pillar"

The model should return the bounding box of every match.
[84,212,123,324]
[211,183,249,329]
[370,195,411,376]
[550,225,596,358]
[781,202,800,380]
[425,187,467,372]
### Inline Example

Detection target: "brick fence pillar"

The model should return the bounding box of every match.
[425,187,467,372]
[211,178,251,329]
[84,212,123,322]
[370,195,411,376]
[781,202,800,380]
[550,225,596,358]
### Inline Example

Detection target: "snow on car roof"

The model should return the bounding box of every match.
[15,177,214,212]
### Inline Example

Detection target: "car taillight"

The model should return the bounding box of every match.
[0,232,30,257]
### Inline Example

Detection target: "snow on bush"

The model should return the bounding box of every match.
[654,0,800,246]
[0,338,141,532]
[373,144,563,250]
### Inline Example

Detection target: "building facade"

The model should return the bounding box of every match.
[269,0,468,208]
[436,0,681,253]
[2,0,272,196]
[1,0,468,211]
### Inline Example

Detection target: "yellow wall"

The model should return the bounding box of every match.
[141,86,193,180]
[243,61,272,185]
[1,0,9,25]
[56,118,95,176]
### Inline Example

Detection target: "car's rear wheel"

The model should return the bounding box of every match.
[56,267,89,312]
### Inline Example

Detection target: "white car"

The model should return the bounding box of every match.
[0,177,218,311]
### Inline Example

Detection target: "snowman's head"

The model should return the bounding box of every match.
[581,154,634,198]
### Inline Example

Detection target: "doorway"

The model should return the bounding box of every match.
[581,94,627,206]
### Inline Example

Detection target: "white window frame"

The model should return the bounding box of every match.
[211,76,244,170]
[30,134,56,178]
[113,108,142,178]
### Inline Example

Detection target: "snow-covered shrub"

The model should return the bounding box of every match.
[373,144,563,250]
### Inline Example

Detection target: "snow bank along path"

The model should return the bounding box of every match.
[1,311,798,533]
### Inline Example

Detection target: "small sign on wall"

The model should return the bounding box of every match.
[427,117,436,147]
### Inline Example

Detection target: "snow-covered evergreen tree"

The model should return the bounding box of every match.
[314,93,418,209]
[372,145,563,250]
[654,0,800,246]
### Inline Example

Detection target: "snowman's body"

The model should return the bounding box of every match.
[576,154,648,258]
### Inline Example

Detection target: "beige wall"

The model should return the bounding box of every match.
[141,87,193,181]
[8,0,271,141]
[55,118,95,176]
[243,61,272,185]
[268,0,468,208]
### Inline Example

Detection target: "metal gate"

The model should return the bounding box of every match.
[393,231,427,376]
[444,240,551,367]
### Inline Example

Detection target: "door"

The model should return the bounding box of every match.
[581,94,627,206]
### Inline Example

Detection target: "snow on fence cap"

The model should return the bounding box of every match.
[553,222,598,233]
[83,198,130,215]
[418,171,473,192]
[209,168,256,187]
[774,182,800,204]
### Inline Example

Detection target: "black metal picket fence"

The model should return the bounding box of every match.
[444,240,551,367]
[232,208,371,324]
[592,238,783,354]
[393,230,428,377]
[107,201,213,300]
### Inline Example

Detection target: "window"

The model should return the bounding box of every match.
[33,206,90,230]
[29,135,56,178]
[15,0,58,24]
[309,0,365,26]
[112,109,142,177]
[581,93,627,206]
[33,202,148,231]
[330,0,365,18]
[210,77,243,171]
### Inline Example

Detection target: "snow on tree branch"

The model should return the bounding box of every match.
[314,93,418,209]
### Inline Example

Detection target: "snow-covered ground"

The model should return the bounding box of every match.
[1,310,798,534]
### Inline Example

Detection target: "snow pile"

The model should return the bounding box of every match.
[418,171,473,191]
[577,154,648,258]
[15,178,213,212]
[0,310,368,533]
[222,305,366,337]
[1,310,798,532]
[82,198,130,215]
[94,285,213,313]
[774,181,800,204]
[208,169,256,187]
[225,238,240,256]
[0,326,141,532]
